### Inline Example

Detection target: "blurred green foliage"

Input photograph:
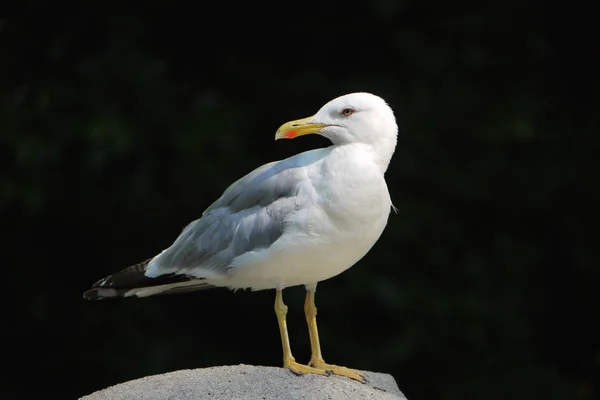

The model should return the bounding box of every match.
[2,3,598,400]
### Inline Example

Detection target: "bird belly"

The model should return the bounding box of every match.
[207,209,389,290]
[206,146,393,291]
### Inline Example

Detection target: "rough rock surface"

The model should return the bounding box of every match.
[80,364,406,399]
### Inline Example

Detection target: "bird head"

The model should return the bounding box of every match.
[275,92,398,171]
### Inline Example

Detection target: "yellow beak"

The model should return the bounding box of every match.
[275,116,326,140]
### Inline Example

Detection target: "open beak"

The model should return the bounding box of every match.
[275,116,326,140]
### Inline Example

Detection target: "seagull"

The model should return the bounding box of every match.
[83,92,398,383]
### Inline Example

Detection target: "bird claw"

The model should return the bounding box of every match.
[309,361,368,383]
[284,360,331,377]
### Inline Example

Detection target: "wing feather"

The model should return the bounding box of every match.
[145,154,319,278]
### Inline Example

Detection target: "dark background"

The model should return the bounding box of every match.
[2,3,598,399]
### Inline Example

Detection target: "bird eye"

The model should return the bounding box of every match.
[341,108,355,117]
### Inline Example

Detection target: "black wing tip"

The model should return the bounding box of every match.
[82,287,127,300]
[83,257,205,300]
[82,289,104,300]
[83,258,152,300]
[92,258,153,289]
[83,256,224,300]
[82,279,216,300]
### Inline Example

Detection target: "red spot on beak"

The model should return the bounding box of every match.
[284,131,297,138]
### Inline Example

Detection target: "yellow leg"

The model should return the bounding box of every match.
[274,289,328,376]
[304,289,367,383]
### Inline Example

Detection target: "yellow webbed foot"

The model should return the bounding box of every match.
[284,359,331,377]
[309,360,367,383]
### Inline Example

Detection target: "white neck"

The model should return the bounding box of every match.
[371,135,397,173]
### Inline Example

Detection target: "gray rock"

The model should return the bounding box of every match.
[80,364,406,400]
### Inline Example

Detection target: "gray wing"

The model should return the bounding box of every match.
[149,155,314,277]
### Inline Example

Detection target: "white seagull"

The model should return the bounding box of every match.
[84,92,398,383]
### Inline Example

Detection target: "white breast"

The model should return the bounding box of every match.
[209,143,392,290]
